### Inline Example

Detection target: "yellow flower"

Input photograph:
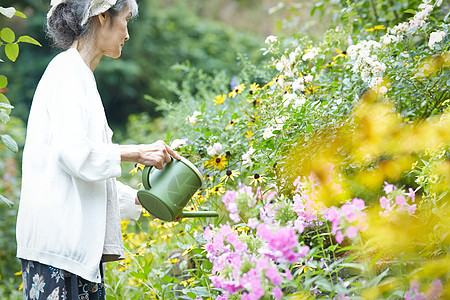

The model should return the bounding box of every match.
[245,130,254,139]
[248,112,261,125]
[207,154,228,170]
[220,169,241,183]
[332,48,347,61]
[365,25,386,32]
[180,277,196,287]
[228,83,246,98]
[249,83,260,95]
[249,173,267,186]
[211,183,226,196]
[225,118,240,130]
[167,258,179,264]
[213,94,227,105]
[129,163,145,176]
[182,245,197,256]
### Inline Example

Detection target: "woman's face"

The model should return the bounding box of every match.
[96,5,133,58]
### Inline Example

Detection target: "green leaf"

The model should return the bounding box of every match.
[14,10,27,18]
[0,109,10,124]
[0,7,16,18]
[1,27,15,43]
[17,35,41,46]
[0,93,12,114]
[0,75,7,89]
[404,9,416,14]
[5,43,19,62]
[0,194,13,207]
[1,134,18,152]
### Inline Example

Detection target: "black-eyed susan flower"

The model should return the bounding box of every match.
[332,48,347,61]
[249,83,260,95]
[129,163,145,176]
[248,112,261,125]
[225,118,240,130]
[213,94,227,105]
[182,245,197,256]
[207,154,228,170]
[220,169,241,183]
[228,83,246,98]
[211,183,226,196]
[249,173,267,186]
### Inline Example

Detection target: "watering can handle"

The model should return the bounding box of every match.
[179,211,219,218]
[142,166,152,189]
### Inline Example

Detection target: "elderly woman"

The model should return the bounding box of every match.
[16,0,181,299]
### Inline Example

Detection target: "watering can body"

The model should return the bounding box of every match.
[137,157,219,222]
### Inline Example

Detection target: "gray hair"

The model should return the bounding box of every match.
[47,0,138,50]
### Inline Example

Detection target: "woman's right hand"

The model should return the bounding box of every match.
[120,140,182,169]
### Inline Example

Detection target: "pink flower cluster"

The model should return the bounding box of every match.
[379,182,417,217]
[404,279,443,300]
[204,222,306,299]
[257,223,310,265]
[221,184,257,223]
[325,198,368,244]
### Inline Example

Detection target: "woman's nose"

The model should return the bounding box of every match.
[125,28,130,41]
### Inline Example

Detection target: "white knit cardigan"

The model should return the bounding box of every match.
[16,48,141,283]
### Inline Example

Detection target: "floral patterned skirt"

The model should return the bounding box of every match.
[21,259,105,300]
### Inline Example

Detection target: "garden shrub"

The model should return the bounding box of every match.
[112,0,449,299]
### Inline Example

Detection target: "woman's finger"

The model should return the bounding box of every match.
[165,144,182,160]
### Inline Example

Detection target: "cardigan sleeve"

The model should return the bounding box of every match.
[116,180,142,220]
[47,63,122,182]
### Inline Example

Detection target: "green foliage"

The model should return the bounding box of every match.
[115,0,450,299]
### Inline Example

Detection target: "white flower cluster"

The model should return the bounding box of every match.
[428,30,446,49]
[380,0,437,46]
[409,3,434,31]
[262,116,288,140]
[186,111,202,125]
[292,75,313,92]
[207,142,223,156]
[302,47,321,61]
[346,41,386,87]
[264,35,279,55]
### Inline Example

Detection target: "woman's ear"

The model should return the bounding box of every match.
[97,12,108,26]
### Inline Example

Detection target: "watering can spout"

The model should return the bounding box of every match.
[179,211,219,218]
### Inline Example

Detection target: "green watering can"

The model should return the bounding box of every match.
[137,157,219,222]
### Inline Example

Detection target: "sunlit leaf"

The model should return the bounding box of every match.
[1,134,18,152]
[5,43,19,62]
[0,75,7,89]
[0,109,10,124]
[17,35,41,46]
[14,10,26,18]
[0,27,15,43]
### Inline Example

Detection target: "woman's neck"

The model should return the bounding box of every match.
[71,40,103,72]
